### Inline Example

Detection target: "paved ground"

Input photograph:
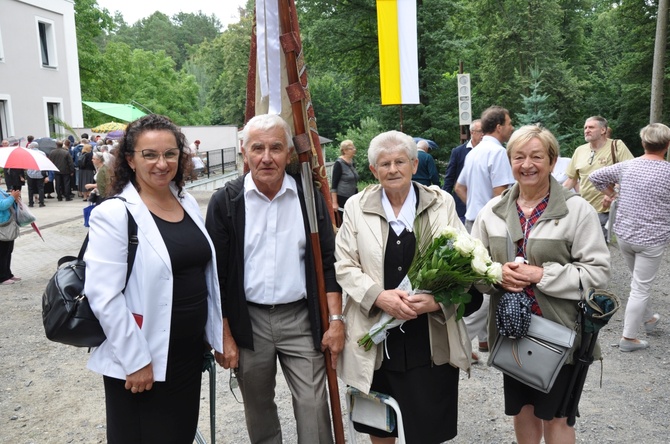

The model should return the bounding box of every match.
[2,183,670,443]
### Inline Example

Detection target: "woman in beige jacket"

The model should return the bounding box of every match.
[335,130,472,444]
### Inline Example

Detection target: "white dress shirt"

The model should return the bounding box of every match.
[243,173,307,304]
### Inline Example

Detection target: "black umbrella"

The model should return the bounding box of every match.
[559,287,620,425]
[35,137,57,155]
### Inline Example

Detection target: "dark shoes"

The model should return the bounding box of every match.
[39,203,45,207]
[28,203,34,207]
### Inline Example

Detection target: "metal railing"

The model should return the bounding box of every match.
[201,147,237,178]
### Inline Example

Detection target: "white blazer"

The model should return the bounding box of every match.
[84,183,224,381]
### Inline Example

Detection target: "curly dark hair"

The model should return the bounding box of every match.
[110,114,189,196]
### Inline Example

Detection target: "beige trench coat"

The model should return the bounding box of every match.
[334,183,472,393]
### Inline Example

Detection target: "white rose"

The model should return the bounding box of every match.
[453,234,476,256]
[472,256,489,275]
[473,242,490,263]
[486,262,503,282]
[441,226,458,238]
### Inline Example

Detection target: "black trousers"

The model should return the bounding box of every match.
[0,240,14,282]
[27,177,45,205]
[54,174,71,199]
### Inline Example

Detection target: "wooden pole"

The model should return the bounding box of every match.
[277,1,345,443]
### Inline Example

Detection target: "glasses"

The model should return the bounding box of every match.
[135,149,180,163]
[376,158,410,170]
[471,130,483,133]
[588,150,596,165]
[229,369,243,404]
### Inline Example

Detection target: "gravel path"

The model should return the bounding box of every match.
[1,192,669,443]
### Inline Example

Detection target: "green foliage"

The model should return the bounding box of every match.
[72,0,669,159]
[336,116,385,183]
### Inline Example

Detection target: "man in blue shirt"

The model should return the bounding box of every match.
[412,139,440,186]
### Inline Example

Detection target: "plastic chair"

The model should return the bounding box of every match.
[346,387,405,444]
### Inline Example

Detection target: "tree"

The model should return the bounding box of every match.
[336,116,385,183]
[516,66,564,143]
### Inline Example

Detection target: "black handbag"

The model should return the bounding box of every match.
[42,205,138,347]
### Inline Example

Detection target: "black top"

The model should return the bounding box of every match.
[152,211,210,339]
[381,227,431,372]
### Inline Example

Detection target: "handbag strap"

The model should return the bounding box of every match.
[610,139,619,164]
[77,197,138,292]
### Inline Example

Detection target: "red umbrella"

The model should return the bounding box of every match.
[30,222,45,242]
[0,146,59,171]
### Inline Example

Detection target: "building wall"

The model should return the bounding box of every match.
[0,0,83,142]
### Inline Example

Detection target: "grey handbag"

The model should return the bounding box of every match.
[0,207,20,241]
[491,314,576,393]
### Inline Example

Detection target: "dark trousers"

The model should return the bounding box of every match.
[0,240,14,282]
[55,174,71,199]
[27,177,45,205]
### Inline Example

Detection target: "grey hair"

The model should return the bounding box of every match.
[368,130,417,166]
[586,116,608,129]
[640,123,670,153]
[28,142,39,149]
[469,119,482,131]
[242,114,294,149]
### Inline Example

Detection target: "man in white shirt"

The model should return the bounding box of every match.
[454,106,515,354]
[206,114,344,444]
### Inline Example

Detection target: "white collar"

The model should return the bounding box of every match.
[381,186,416,235]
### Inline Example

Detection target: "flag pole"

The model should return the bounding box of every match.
[276,1,345,442]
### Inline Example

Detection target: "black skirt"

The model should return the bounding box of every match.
[354,363,460,443]
[503,364,578,422]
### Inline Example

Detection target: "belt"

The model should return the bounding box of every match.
[247,299,306,310]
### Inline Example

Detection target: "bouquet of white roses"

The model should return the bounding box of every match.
[358,225,503,351]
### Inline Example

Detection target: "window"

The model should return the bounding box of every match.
[37,18,57,68]
[45,99,62,137]
[0,25,4,62]
[0,96,12,142]
[0,101,7,140]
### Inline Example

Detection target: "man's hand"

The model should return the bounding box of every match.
[321,320,345,369]
[215,320,239,369]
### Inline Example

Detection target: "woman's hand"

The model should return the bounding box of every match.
[500,262,543,292]
[125,363,154,393]
[9,190,21,201]
[374,289,417,321]
[402,292,440,315]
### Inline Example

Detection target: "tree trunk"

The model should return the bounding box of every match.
[650,0,668,123]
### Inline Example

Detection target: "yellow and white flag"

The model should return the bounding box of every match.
[376,0,420,105]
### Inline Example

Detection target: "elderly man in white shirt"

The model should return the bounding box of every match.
[206,114,344,444]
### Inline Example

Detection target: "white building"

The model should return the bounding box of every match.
[0,0,83,142]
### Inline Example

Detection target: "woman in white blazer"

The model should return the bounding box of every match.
[84,114,223,443]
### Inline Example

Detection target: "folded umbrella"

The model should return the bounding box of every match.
[31,222,45,242]
[559,287,621,425]
[0,146,59,171]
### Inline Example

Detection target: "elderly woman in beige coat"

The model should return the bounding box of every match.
[335,130,472,444]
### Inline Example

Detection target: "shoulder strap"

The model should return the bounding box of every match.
[610,140,619,164]
[77,197,138,292]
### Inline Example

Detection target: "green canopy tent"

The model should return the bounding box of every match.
[82,101,147,123]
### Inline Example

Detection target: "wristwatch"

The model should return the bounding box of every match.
[328,314,346,323]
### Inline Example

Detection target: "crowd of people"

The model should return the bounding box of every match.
[4,109,667,443]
